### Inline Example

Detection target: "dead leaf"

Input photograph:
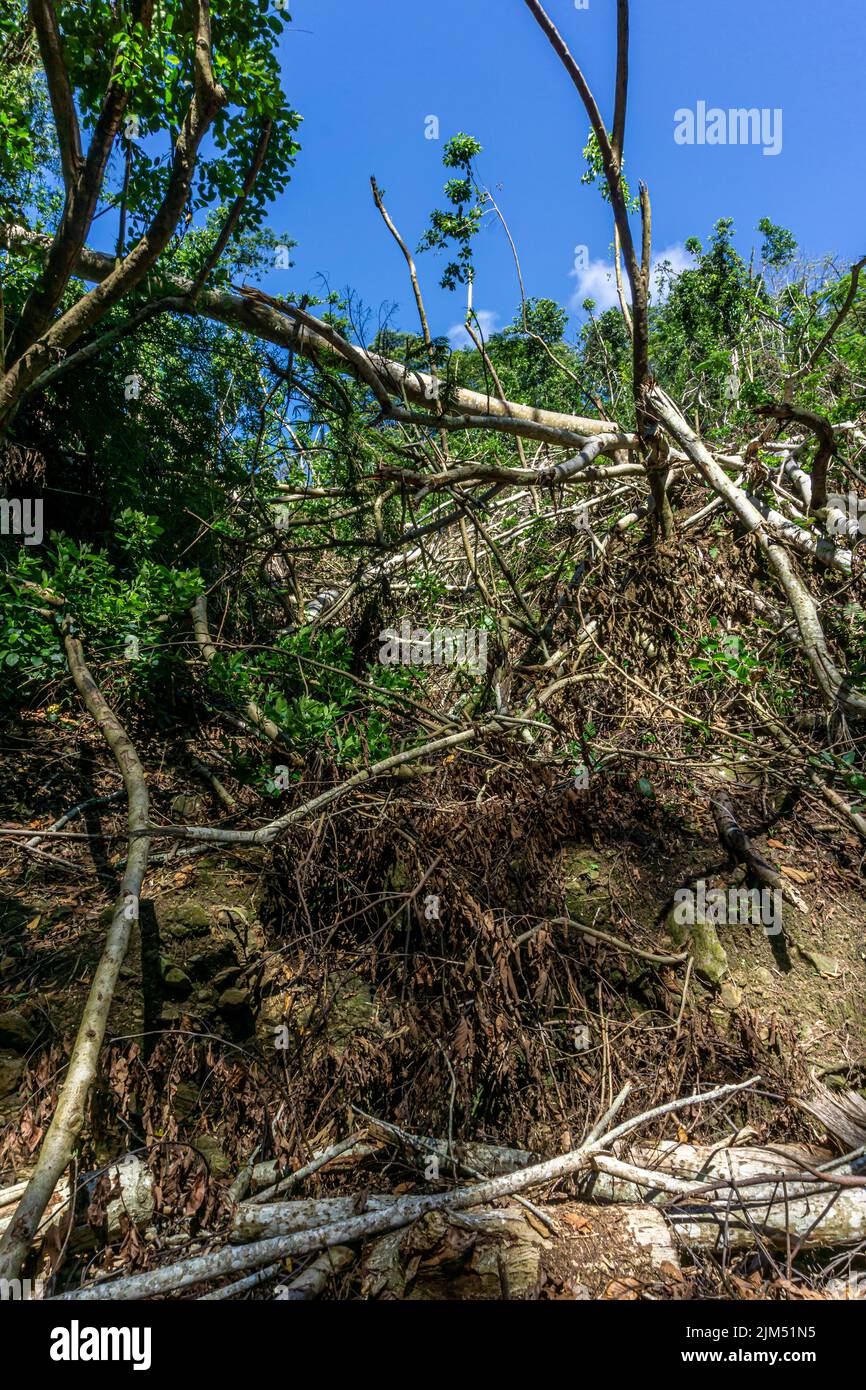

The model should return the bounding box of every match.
[781,866,812,883]
[560,1211,593,1233]
[603,1277,642,1300]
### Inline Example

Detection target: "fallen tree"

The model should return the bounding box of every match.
[0,223,615,445]
[52,1077,759,1299]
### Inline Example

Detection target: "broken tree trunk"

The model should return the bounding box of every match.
[52,1077,758,1299]
[710,792,808,914]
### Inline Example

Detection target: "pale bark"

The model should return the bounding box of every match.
[649,385,866,716]
[584,1141,866,1250]
[0,224,616,443]
[52,1076,758,1299]
[0,630,150,1282]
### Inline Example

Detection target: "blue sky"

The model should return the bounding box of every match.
[258,0,865,345]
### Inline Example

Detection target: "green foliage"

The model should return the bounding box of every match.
[757,218,798,269]
[198,623,400,767]
[418,134,485,290]
[690,624,759,685]
[580,130,638,212]
[0,26,57,222]
[0,524,202,710]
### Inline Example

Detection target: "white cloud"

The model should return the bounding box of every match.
[570,243,694,312]
[648,243,695,302]
[447,309,500,350]
[569,258,621,312]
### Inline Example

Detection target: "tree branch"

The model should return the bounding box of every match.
[1,0,225,425]
[0,623,150,1283]
[29,0,82,192]
[611,0,629,169]
[0,224,618,441]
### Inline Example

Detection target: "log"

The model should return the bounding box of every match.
[52,1076,759,1299]
[232,1196,399,1245]
[582,1141,866,1249]
[0,1155,154,1245]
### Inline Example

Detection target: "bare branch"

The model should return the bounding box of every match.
[0,625,150,1283]
[611,0,629,169]
[783,255,866,401]
[1,224,618,442]
[190,120,273,299]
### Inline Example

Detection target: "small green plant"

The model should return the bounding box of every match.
[690,621,759,684]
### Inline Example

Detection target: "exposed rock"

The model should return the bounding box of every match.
[665,911,728,986]
[192,1134,231,1179]
[215,906,248,929]
[171,793,205,822]
[752,966,776,992]
[795,944,841,978]
[188,943,239,978]
[162,965,192,997]
[212,966,241,991]
[157,901,211,937]
[218,986,250,1013]
[0,1010,36,1051]
[0,1051,25,1096]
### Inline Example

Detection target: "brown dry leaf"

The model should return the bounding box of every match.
[560,1211,593,1233]
[767,839,787,849]
[730,1273,765,1299]
[781,866,812,883]
[660,1261,683,1282]
[770,1276,824,1301]
[453,1015,472,1059]
[523,1211,554,1239]
[676,1123,689,1143]
[184,1166,208,1217]
[603,1277,642,1300]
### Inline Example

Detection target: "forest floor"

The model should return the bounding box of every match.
[2,705,864,1298]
